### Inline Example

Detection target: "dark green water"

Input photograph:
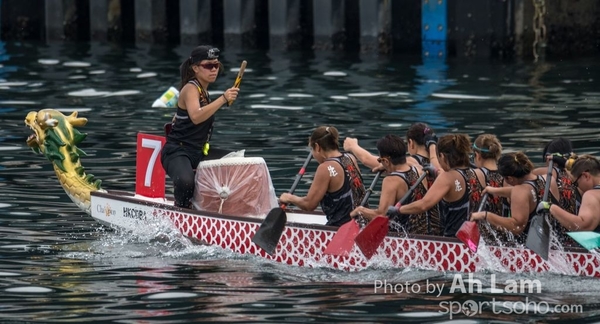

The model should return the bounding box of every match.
[1,41,600,322]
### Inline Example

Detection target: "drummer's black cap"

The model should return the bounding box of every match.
[189,45,220,64]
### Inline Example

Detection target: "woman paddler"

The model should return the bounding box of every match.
[161,45,240,208]
[279,126,367,226]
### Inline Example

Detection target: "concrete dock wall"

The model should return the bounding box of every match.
[0,0,598,58]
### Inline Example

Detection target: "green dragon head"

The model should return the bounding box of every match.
[25,109,102,214]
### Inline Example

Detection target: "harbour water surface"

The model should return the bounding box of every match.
[1,41,600,322]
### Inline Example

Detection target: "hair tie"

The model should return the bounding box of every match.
[423,127,430,134]
[473,143,490,153]
[565,154,578,171]
[315,126,332,143]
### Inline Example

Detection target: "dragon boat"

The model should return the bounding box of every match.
[25,109,600,277]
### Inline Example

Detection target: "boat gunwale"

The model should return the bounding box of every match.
[91,190,593,255]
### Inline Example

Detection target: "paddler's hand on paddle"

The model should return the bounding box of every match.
[371,163,386,173]
[385,203,401,217]
[351,206,372,221]
[470,211,487,222]
[221,87,239,106]
[343,137,358,153]
[483,186,499,196]
[422,164,438,178]
[546,153,567,166]
[424,133,438,150]
[279,193,294,205]
[536,201,552,214]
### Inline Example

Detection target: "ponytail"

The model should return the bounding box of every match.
[565,153,578,171]
[437,134,471,168]
[498,152,534,178]
[406,122,432,146]
[179,59,195,90]
[310,126,340,151]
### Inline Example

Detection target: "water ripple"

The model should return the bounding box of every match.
[0,42,600,322]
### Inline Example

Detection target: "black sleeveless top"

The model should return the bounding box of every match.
[478,167,513,244]
[520,176,547,245]
[319,154,359,227]
[410,154,443,235]
[167,79,215,150]
[551,167,581,246]
[412,154,429,166]
[439,168,484,237]
[338,153,367,207]
[480,167,510,216]
[388,167,430,234]
[555,166,580,213]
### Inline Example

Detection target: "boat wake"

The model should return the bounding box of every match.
[62,216,246,266]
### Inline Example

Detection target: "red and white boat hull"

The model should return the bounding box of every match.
[91,190,600,277]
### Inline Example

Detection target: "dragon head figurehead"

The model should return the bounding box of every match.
[25,109,103,214]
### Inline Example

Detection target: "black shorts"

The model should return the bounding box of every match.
[161,142,232,171]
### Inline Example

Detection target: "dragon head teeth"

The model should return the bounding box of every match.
[26,132,39,148]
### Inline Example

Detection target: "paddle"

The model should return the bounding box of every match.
[567,231,600,251]
[323,171,383,256]
[251,151,312,255]
[355,169,430,260]
[228,60,247,106]
[456,193,488,253]
[525,158,553,260]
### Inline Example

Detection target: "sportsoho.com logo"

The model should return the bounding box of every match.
[438,274,582,319]
[439,297,583,319]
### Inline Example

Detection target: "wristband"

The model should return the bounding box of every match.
[221,94,230,107]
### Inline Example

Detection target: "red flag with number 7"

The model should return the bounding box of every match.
[136,133,166,198]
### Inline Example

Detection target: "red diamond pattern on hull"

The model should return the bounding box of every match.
[90,195,600,278]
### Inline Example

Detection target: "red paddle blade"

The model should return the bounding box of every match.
[456,221,480,253]
[323,221,360,256]
[355,216,389,260]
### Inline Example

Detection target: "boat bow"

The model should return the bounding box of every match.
[25,109,103,214]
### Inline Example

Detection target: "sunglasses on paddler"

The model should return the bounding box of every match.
[573,171,587,187]
[199,62,220,70]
